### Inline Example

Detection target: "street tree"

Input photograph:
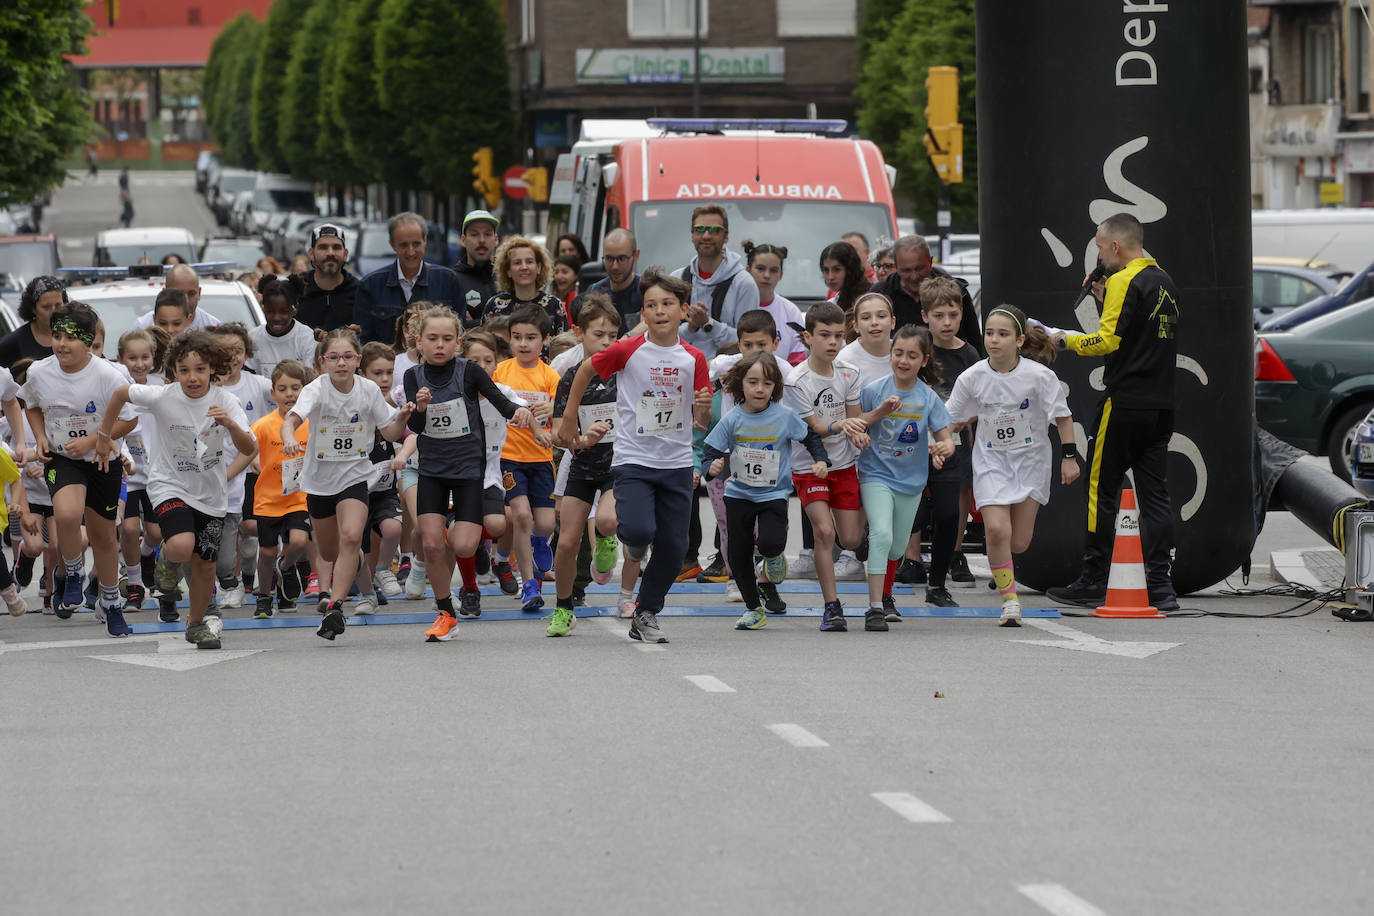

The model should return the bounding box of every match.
[223,19,264,169]
[281,0,348,182]
[250,0,313,174]
[0,0,94,201]
[333,0,418,192]
[203,13,256,144]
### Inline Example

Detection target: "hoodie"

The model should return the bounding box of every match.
[676,249,761,359]
[453,250,497,327]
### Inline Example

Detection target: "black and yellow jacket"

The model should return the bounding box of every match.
[1064,257,1178,409]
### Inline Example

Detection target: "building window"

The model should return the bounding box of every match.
[1304,23,1335,104]
[776,0,854,38]
[628,0,706,39]
[1352,8,1370,113]
[520,0,535,45]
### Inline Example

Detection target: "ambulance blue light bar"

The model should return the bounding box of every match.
[646,118,849,135]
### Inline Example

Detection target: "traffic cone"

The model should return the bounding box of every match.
[1094,487,1165,619]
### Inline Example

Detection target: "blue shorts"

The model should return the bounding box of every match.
[501,459,555,509]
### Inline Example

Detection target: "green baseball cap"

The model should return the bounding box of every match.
[463,209,499,231]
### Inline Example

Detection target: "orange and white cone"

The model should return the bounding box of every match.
[1094,487,1164,619]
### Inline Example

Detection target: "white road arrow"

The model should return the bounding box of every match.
[1012,619,1180,659]
[87,649,264,671]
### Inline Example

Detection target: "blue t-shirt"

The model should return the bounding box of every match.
[704,400,812,502]
[857,375,952,496]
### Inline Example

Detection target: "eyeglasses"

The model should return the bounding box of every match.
[877,262,896,271]
[322,352,358,363]
[603,254,633,265]
[692,225,725,236]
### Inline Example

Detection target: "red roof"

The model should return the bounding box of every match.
[67,26,222,69]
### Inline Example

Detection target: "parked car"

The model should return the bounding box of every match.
[0,234,61,289]
[353,220,394,276]
[195,151,219,195]
[1251,256,1348,329]
[1256,295,1374,480]
[65,272,263,360]
[228,190,256,237]
[93,227,197,267]
[1261,256,1374,332]
[210,168,257,227]
[200,237,268,274]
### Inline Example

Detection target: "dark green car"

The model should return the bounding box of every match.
[1256,297,1374,479]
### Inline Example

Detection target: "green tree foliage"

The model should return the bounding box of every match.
[375,0,513,193]
[250,0,313,174]
[280,0,351,183]
[224,19,264,168]
[312,0,357,189]
[856,0,977,229]
[0,0,94,201]
[333,0,416,189]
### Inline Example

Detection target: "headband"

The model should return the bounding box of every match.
[51,317,94,345]
[987,308,1024,335]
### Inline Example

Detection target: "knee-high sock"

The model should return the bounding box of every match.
[991,561,1017,603]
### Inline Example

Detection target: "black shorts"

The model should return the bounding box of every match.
[417,475,484,525]
[501,459,555,509]
[483,485,505,518]
[124,489,154,521]
[44,455,123,521]
[153,499,225,562]
[242,472,259,520]
[258,510,311,548]
[563,475,614,506]
[305,482,369,519]
[369,489,402,535]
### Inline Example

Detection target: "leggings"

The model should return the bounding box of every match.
[706,476,730,571]
[861,483,921,576]
[911,475,962,588]
[724,496,788,610]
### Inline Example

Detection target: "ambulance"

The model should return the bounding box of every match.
[548,119,899,304]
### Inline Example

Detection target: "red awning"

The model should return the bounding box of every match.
[67,26,221,69]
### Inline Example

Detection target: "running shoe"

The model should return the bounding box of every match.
[104,604,132,638]
[520,578,544,613]
[374,568,403,598]
[1045,578,1106,608]
[396,556,412,583]
[219,582,245,609]
[474,543,491,577]
[93,603,105,624]
[254,594,274,619]
[734,608,767,630]
[318,605,347,640]
[546,605,576,637]
[696,553,728,583]
[425,610,459,642]
[4,588,28,617]
[758,581,787,614]
[618,597,636,618]
[675,562,702,583]
[354,595,378,616]
[316,592,331,615]
[820,601,847,632]
[494,561,518,596]
[726,580,744,603]
[83,573,98,609]
[791,548,816,578]
[949,551,976,588]
[376,590,389,607]
[159,600,180,623]
[864,609,889,632]
[571,589,585,607]
[277,560,304,602]
[15,553,34,588]
[404,560,428,599]
[999,600,1022,627]
[895,558,927,585]
[629,608,667,644]
[925,587,959,608]
[458,589,482,619]
[277,597,296,614]
[833,550,865,580]
[883,592,900,622]
[593,535,618,585]
[531,536,553,574]
[185,621,221,649]
[303,573,320,599]
[124,584,146,612]
[57,572,85,618]
[761,553,788,584]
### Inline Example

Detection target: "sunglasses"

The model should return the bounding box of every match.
[692,225,725,236]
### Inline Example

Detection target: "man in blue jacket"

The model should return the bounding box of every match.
[354,211,465,342]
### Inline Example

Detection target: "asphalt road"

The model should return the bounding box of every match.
[45,168,221,266]
[7,172,1372,915]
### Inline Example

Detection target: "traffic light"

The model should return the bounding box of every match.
[471,147,500,209]
[525,167,548,203]
[923,66,964,185]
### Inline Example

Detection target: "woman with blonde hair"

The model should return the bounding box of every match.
[479,235,567,335]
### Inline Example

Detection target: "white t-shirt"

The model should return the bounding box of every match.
[709,350,792,414]
[391,349,419,407]
[289,375,395,496]
[219,373,275,513]
[550,343,585,379]
[19,355,134,462]
[127,382,249,516]
[480,382,528,490]
[835,340,893,391]
[784,359,863,472]
[247,321,317,375]
[124,375,164,490]
[132,307,221,331]
[589,334,710,470]
[0,366,19,403]
[759,295,808,364]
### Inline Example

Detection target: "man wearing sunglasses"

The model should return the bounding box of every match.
[676,204,759,359]
[587,228,641,335]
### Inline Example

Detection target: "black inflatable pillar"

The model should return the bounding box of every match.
[974,1,1253,594]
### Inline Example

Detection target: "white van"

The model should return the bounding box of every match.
[93,227,197,267]
[1251,208,1374,272]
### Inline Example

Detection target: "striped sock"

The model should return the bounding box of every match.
[991,561,1017,603]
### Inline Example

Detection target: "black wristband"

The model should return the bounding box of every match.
[1061,443,1078,460]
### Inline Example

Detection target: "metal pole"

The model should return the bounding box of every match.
[692,0,702,116]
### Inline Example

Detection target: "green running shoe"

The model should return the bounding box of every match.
[735,608,767,630]
[546,605,576,637]
[592,535,618,585]
[762,554,788,584]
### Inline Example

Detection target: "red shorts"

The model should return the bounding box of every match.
[793,464,861,511]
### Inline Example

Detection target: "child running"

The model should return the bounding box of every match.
[548,294,622,637]
[99,330,257,648]
[403,307,534,641]
[249,360,313,618]
[21,302,138,634]
[114,327,166,612]
[851,325,955,632]
[560,268,712,645]
[283,328,412,641]
[358,342,406,606]
[702,350,830,630]
[944,304,1078,627]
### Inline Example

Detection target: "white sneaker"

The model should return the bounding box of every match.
[220,584,246,609]
[478,570,496,586]
[93,604,105,624]
[354,595,378,616]
[833,550,865,580]
[4,589,27,616]
[999,600,1022,627]
[404,561,428,600]
[726,580,744,603]
[618,597,636,618]
[791,549,816,578]
[374,569,402,598]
